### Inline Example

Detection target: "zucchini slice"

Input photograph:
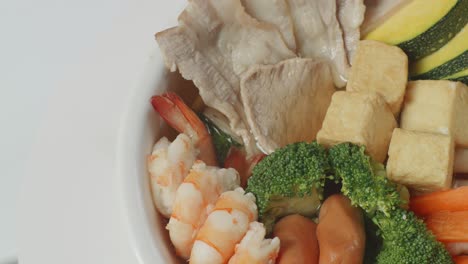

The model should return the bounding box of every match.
[364,0,468,60]
[444,68,468,85]
[411,25,468,80]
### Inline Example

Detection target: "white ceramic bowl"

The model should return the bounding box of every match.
[118,43,201,263]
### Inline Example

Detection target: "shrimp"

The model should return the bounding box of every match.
[148,133,197,218]
[228,222,280,264]
[167,161,240,259]
[151,92,218,166]
[190,188,258,264]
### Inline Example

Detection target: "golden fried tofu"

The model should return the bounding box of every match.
[386,128,454,194]
[317,91,397,162]
[400,80,468,147]
[346,40,408,116]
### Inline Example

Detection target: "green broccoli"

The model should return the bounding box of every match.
[329,143,453,264]
[246,142,330,233]
[199,113,242,165]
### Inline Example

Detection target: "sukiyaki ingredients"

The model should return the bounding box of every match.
[286,0,349,87]
[364,0,467,60]
[410,25,467,81]
[273,214,319,264]
[410,186,468,216]
[328,143,453,264]
[445,68,468,85]
[336,0,366,62]
[156,0,295,157]
[374,209,453,264]
[246,142,330,233]
[399,80,468,147]
[167,162,240,259]
[346,40,408,116]
[151,93,218,166]
[317,194,366,264]
[190,188,258,264]
[329,143,403,216]
[148,134,197,218]
[425,211,468,243]
[240,0,296,52]
[228,221,280,264]
[316,91,397,163]
[360,0,411,36]
[199,113,242,166]
[386,128,454,194]
[240,58,335,154]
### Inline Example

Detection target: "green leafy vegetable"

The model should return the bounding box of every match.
[199,114,241,165]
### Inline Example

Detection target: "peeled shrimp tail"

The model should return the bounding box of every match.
[151,92,218,166]
[190,188,258,264]
[228,222,280,264]
[167,162,240,259]
[148,134,197,218]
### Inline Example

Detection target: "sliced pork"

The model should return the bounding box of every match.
[241,0,297,52]
[286,0,349,87]
[336,0,366,63]
[240,58,335,154]
[156,0,296,155]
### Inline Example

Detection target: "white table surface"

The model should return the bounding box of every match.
[0,0,184,263]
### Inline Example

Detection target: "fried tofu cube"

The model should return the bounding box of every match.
[346,40,408,116]
[386,128,454,194]
[400,80,468,147]
[317,91,397,162]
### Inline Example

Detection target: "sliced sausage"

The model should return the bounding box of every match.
[273,214,319,264]
[317,194,365,264]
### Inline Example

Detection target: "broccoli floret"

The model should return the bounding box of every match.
[199,114,242,165]
[246,142,330,233]
[329,143,453,264]
[328,143,403,215]
[375,210,452,264]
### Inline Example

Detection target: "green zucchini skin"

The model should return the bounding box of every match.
[412,51,468,80]
[448,75,468,85]
[398,0,468,60]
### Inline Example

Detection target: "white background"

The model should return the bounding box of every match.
[0,0,183,263]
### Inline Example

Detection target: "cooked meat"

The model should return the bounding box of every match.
[241,0,297,52]
[240,58,335,154]
[361,0,411,35]
[286,0,349,87]
[156,0,296,156]
[336,0,366,63]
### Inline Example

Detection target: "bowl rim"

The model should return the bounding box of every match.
[116,46,169,264]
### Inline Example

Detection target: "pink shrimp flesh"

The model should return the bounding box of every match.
[167,161,240,259]
[190,188,258,264]
[228,221,280,264]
